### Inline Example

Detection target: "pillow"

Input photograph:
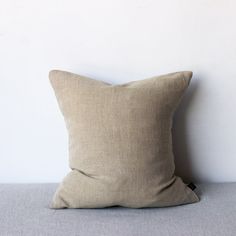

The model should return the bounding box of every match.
[49,70,199,208]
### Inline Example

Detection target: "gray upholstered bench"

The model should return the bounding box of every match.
[1,183,236,236]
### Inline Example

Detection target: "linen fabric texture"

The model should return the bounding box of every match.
[49,70,199,208]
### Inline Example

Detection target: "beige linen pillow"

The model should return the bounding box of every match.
[50,70,199,208]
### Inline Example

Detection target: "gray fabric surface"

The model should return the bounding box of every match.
[0,184,236,236]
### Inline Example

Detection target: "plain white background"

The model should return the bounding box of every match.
[0,0,236,183]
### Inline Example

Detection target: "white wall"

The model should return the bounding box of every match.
[1,0,236,183]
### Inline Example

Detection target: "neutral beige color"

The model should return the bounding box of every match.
[49,70,199,208]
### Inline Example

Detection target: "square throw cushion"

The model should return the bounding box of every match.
[49,70,199,208]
